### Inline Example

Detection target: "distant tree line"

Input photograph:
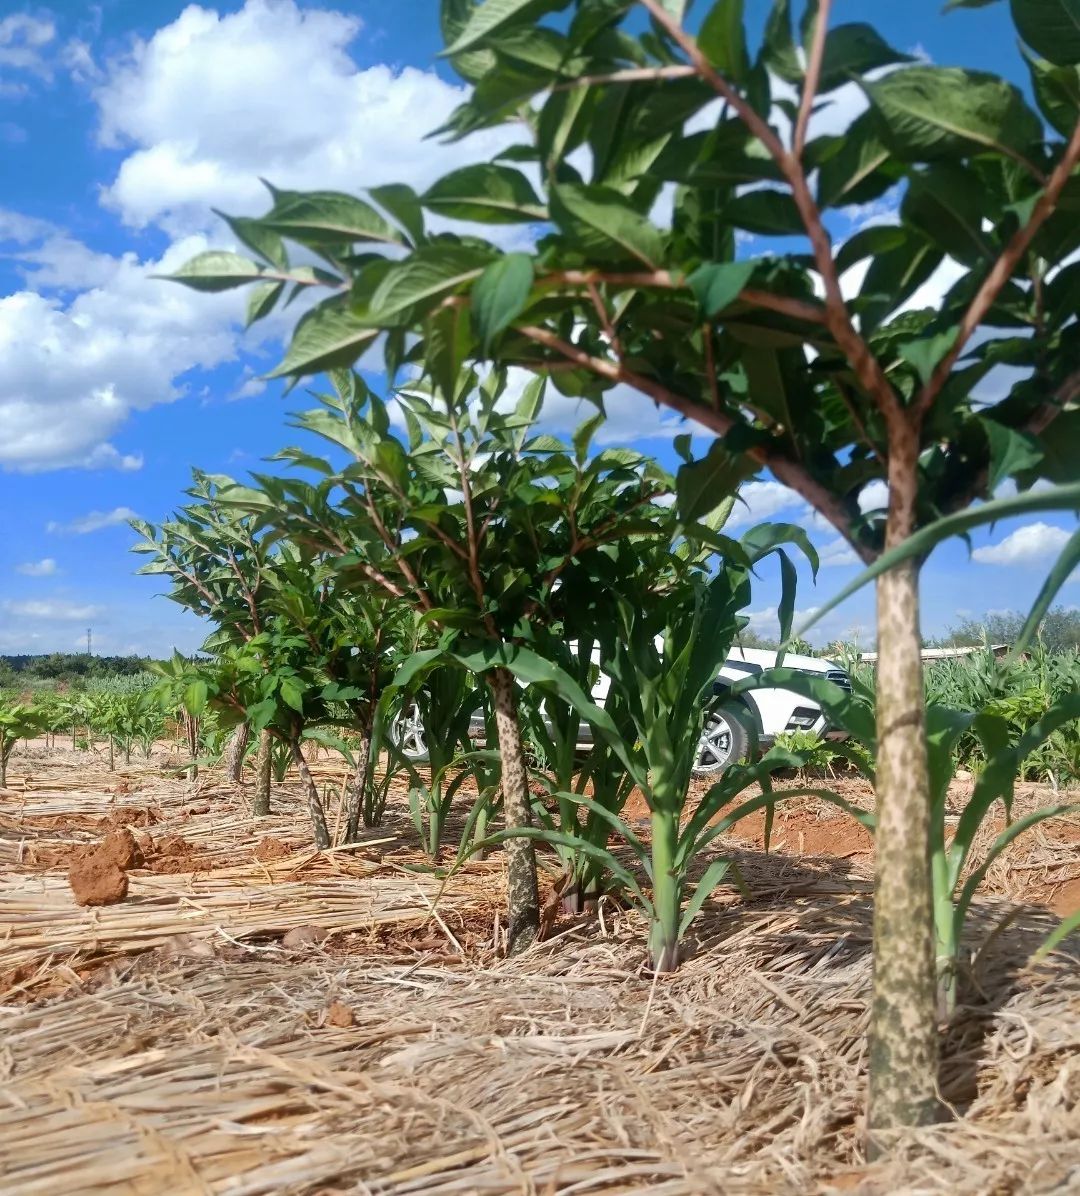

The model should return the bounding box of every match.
[0,653,157,685]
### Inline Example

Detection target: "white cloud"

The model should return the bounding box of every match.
[725,481,802,529]
[92,0,522,236]
[47,506,140,535]
[0,13,56,89]
[817,538,860,568]
[972,521,1073,566]
[857,480,889,514]
[15,558,58,577]
[0,233,248,472]
[2,599,101,621]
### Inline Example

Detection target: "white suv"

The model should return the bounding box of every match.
[696,647,851,774]
[391,645,850,775]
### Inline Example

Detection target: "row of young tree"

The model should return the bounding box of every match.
[158,0,1080,1148]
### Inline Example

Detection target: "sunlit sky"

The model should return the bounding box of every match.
[0,0,1073,658]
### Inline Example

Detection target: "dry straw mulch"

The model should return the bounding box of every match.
[2,747,1079,1193]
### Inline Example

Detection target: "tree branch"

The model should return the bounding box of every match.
[794,0,831,158]
[637,0,902,430]
[914,116,1080,419]
[554,64,696,90]
[542,269,830,326]
[519,323,875,562]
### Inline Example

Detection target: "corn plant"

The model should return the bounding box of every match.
[392,665,482,857]
[924,698,1080,1011]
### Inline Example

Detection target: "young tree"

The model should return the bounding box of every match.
[166,0,1080,1137]
[221,367,676,953]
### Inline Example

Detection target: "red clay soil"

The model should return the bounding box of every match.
[1046,877,1080,918]
[68,857,128,907]
[726,806,874,859]
[254,836,292,863]
[103,805,161,829]
[148,834,207,875]
[323,1001,355,1028]
[66,828,144,906]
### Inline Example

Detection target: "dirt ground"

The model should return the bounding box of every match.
[1,741,1079,1194]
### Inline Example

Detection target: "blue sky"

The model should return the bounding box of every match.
[0,0,1074,659]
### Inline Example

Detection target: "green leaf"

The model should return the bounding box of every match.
[426,301,473,401]
[725,190,804,235]
[245,280,284,327]
[864,67,1043,164]
[422,164,546,223]
[369,183,425,246]
[901,164,993,264]
[981,418,1044,490]
[686,260,755,315]
[263,189,404,246]
[1011,0,1080,65]
[676,441,757,525]
[367,246,496,324]
[550,184,665,268]
[472,253,534,350]
[815,112,900,209]
[280,677,305,713]
[897,328,959,384]
[698,0,749,82]
[268,298,379,378]
[1021,45,1080,135]
[1035,906,1080,959]
[442,0,565,55]
[818,24,913,92]
[760,0,802,83]
[440,0,497,82]
[835,225,907,275]
[184,680,208,715]
[163,251,263,293]
[679,857,735,935]
[214,211,288,269]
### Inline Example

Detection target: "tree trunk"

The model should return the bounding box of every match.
[867,437,942,1149]
[0,753,7,788]
[343,716,373,842]
[253,728,272,816]
[488,666,540,956]
[225,723,251,784]
[290,737,331,850]
[108,739,115,771]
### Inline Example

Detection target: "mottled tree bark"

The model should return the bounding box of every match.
[290,738,331,850]
[488,667,540,956]
[867,432,942,1149]
[253,728,272,817]
[224,723,251,784]
[343,715,373,842]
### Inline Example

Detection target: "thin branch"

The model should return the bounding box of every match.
[542,269,831,326]
[914,116,1080,419]
[703,323,720,411]
[794,0,831,158]
[519,323,874,562]
[553,64,696,90]
[587,282,623,359]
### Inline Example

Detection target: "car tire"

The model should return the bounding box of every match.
[692,701,750,776]
[389,700,429,763]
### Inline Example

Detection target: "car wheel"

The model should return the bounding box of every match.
[692,703,749,775]
[390,701,429,763]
